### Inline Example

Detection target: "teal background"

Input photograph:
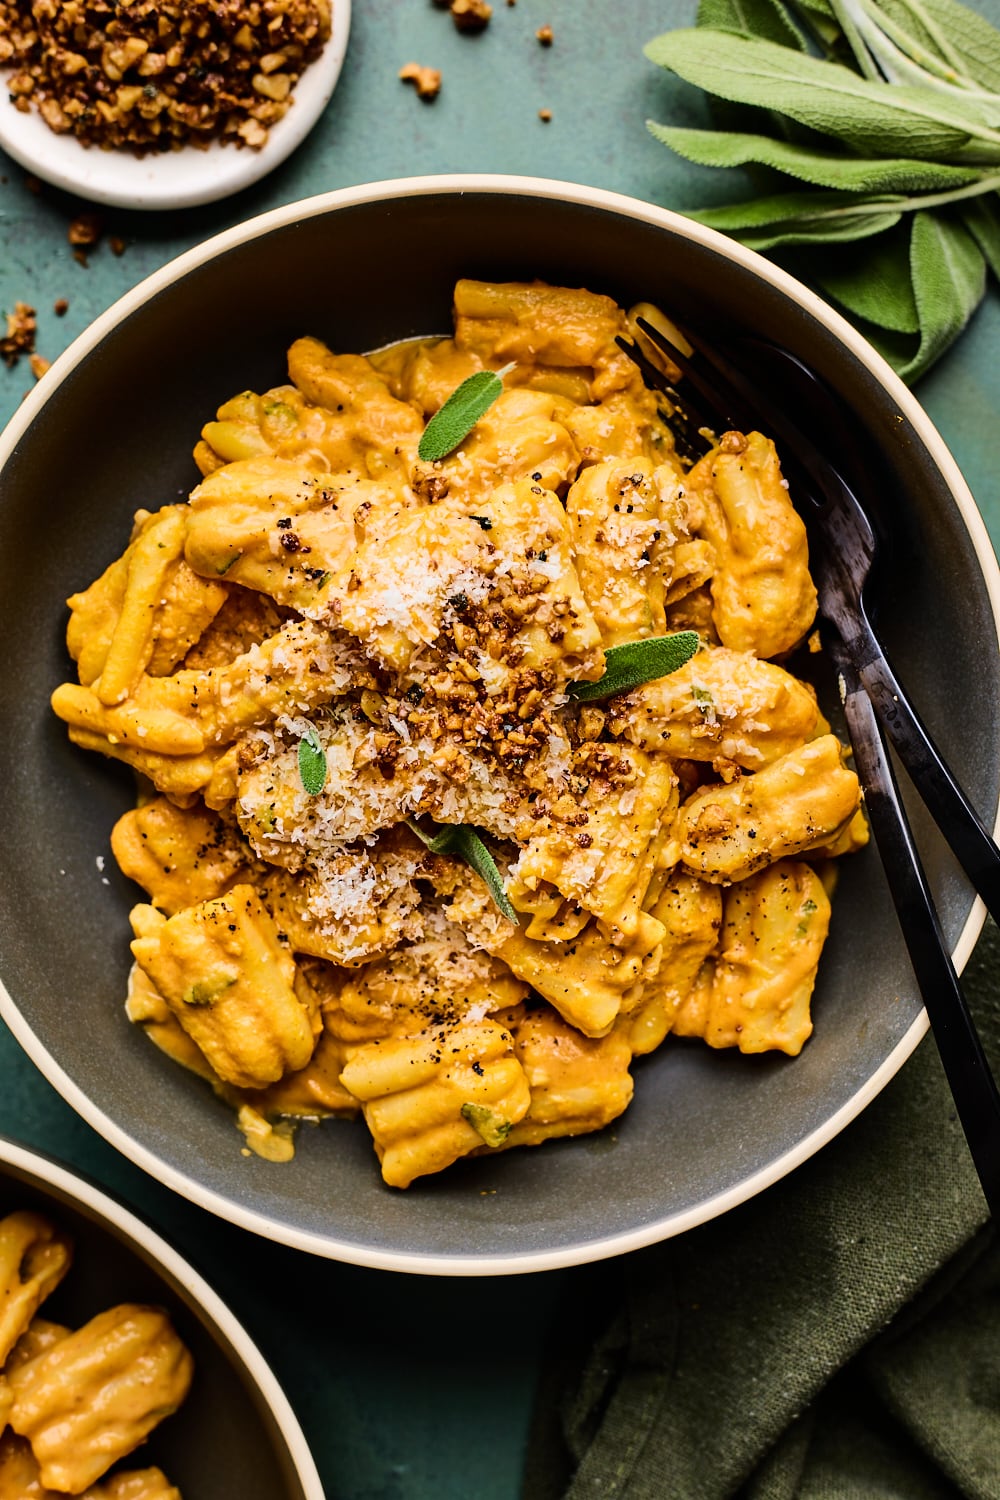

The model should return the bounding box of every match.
[1,2,998,1496]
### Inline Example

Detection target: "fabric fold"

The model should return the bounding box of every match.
[524,921,999,1500]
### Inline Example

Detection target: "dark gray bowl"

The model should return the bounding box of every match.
[1,177,998,1274]
[0,1138,322,1495]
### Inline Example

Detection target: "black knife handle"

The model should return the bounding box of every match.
[844,615,1000,931]
[841,668,1000,1216]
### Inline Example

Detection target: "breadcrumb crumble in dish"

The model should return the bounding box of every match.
[0,0,332,153]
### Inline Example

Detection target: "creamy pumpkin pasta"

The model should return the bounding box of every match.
[0,1209,191,1497]
[52,279,866,1189]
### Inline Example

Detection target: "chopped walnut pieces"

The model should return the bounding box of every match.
[411,464,451,502]
[67,214,104,249]
[0,0,332,154]
[53,298,69,317]
[451,0,492,32]
[536,23,554,44]
[399,61,442,100]
[538,107,552,122]
[29,353,51,380]
[109,235,127,257]
[0,302,36,369]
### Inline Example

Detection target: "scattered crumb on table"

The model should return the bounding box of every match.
[451,0,492,32]
[68,213,104,249]
[1,302,36,368]
[399,61,442,100]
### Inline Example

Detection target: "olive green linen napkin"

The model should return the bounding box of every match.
[524,921,1000,1500]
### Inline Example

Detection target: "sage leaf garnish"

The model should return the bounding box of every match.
[569,631,700,702]
[418,362,516,462]
[644,0,1000,378]
[406,819,518,921]
[405,817,458,855]
[297,725,327,797]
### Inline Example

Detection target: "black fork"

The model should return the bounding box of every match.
[619,317,1000,1214]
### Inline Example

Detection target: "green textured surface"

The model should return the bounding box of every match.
[1,3,999,1498]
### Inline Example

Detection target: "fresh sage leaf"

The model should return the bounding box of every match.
[405,819,517,921]
[698,0,808,47]
[960,194,1000,277]
[418,363,516,462]
[900,207,986,379]
[854,323,914,374]
[644,30,1000,158]
[800,227,920,331]
[297,725,327,797]
[695,190,904,248]
[831,0,887,81]
[647,123,986,192]
[644,0,1000,379]
[874,0,1000,93]
[786,0,845,51]
[569,632,701,702]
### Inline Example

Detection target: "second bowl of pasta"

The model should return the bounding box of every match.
[0,1137,323,1495]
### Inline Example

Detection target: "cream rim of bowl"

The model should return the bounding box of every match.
[0,1136,325,1497]
[0,0,351,211]
[1,174,997,1274]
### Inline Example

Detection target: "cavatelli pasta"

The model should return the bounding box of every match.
[52,279,866,1186]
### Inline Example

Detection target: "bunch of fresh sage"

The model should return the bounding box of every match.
[645,0,1000,380]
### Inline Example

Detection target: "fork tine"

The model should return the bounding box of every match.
[613,335,713,463]
[635,316,830,509]
[633,317,745,434]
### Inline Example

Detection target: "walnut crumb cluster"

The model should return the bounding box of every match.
[449,0,492,33]
[1,302,51,379]
[1,301,36,367]
[0,0,332,153]
[432,0,492,30]
[399,60,441,101]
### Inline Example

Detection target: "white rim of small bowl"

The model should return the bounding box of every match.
[0,0,351,210]
[1,173,998,1275]
[0,1135,325,1497]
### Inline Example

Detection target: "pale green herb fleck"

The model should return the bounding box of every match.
[461,1103,513,1147]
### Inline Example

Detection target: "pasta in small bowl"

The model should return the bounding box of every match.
[0,1138,322,1497]
[1,177,998,1271]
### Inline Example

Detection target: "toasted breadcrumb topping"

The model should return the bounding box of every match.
[0,0,331,153]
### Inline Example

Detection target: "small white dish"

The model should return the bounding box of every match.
[0,0,350,210]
